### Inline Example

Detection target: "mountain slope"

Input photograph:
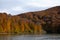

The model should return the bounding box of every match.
[0,6,60,34]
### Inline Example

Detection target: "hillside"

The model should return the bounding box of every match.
[0,6,60,34]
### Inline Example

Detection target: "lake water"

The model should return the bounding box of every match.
[0,34,60,40]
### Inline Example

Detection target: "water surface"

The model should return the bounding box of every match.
[0,34,60,40]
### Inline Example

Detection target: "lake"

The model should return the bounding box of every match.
[0,34,60,40]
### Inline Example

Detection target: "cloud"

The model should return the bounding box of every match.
[0,9,10,14]
[27,0,60,7]
[0,0,60,15]
[12,6,24,11]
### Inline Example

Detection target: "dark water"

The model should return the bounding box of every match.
[0,35,60,40]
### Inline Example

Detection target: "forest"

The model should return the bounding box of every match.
[0,6,60,34]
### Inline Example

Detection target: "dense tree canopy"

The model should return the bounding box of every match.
[0,6,60,34]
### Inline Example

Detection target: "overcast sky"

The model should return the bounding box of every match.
[0,0,60,15]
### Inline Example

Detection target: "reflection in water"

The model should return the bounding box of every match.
[0,34,11,40]
[0,35,60,40]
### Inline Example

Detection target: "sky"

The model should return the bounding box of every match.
[0,0,60,15]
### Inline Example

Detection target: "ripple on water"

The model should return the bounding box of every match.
[0,35,60,40]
